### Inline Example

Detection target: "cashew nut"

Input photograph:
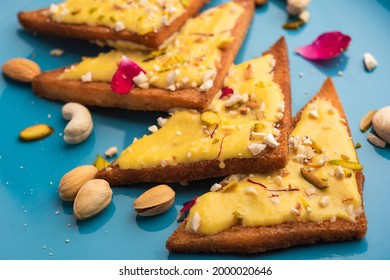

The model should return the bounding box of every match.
[62,102,93,144]
[372,106,390,144]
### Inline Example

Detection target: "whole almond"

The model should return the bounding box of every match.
[133,184,175,216]
[2,58,41,82]
[58,165,98,201]
[73,179,112,220]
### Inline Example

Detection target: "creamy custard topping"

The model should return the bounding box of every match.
[115,54,284,169]
[185,98,363,235]
[60,2,243,91]
[50,0,190,35]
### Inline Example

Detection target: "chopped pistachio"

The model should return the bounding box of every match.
[200,111,221,126]
[19,124,54,141]
[89,7,97,14]
[355,142,362,149]
[218,36,234,49]
[222,180,238,192]
[93,154,110,171]
[341,154,350,161]
[311,139,322,153]
[253,122,265,132]
[344,168,352,178]
[233,211,243,221]
[299,195,310,208]
[283,19,305,30]
[300,168,329,189]
[180,0,189,7]
[328,159,363,170]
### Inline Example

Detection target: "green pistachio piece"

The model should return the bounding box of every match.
[300,168,329,189]
[93,154,110,171]
[328,160,363,170]
[283,19,305,30]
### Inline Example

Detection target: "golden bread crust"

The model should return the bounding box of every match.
[96,37,291,185]
[31,0,255,112]
[255,0,268,5]
[18,1,208,50]
[165,78,368,254]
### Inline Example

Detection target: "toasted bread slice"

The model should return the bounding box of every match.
[18,0,208,50]
[31,0,255,112]
[166,78,367,253]
[255,0,268,5]
[96,37,291,185]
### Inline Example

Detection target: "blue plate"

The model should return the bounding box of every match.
[1,0,390,260]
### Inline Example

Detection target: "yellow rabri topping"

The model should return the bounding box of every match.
[50,0,190,35]
[114,54,284,169]
[186,98,363,235]
[60,2,244,91]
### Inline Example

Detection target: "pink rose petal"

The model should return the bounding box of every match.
[180,196,198,213]
[220,86,234,99]
[296,31,351,60]
[111,57,145,94]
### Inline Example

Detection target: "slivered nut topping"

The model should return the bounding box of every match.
[328,159,363,170]
[190,212,201,232]
[300,168,329,189]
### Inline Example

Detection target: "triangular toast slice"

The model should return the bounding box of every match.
[166,78,367,253]
[18,0,208,50]
[31,0,255,112]
[97,37,291,185]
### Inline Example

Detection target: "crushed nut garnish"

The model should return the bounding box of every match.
[271,197,280,205]
[210,183,222,192]
[245,186,257,195]
[264,133,280,148]
[334,165,345,179]
[190,212,201,232]
[50,48,64,57]
[247,143,267,156]
[81,71,92,83]
[319,196,330,208]
[104,146,118,158]
[148,125,158,133]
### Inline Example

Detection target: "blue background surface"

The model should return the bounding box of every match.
[0,0,389,260]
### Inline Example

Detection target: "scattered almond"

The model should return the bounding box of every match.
[328,159,363,170]
[2,58,41,82]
